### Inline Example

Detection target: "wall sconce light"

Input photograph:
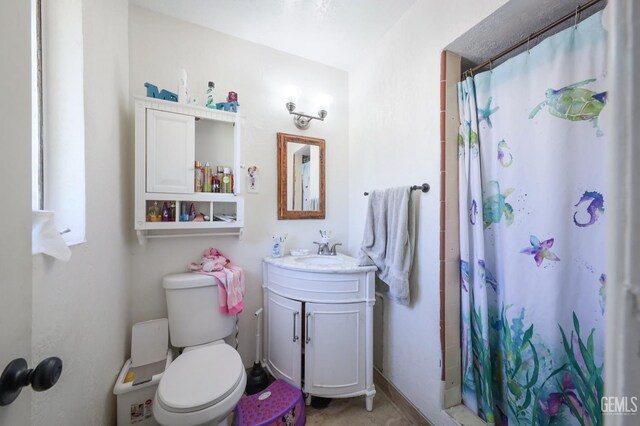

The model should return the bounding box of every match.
[284,87,330,130]
[285,102,328,130]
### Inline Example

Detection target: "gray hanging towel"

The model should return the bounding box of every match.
[358,187,415,305]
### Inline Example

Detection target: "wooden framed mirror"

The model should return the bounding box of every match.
[277,132,325,219]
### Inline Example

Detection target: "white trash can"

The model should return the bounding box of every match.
[114,319,172,425]
[113,349,172,425]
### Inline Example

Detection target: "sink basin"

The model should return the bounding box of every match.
[294,255,345,266]
[264,253,376,273]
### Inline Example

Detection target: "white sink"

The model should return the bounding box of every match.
[294,255,345,266]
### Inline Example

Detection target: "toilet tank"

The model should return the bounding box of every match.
[163,273,235,348]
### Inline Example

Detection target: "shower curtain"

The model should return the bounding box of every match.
[459,11,607,425]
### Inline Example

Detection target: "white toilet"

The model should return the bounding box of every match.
[153,273,247,426]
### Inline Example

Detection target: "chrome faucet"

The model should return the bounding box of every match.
[313,241,331,255]
[313,242,342,255]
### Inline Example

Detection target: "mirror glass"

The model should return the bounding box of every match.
[277,133,325,219]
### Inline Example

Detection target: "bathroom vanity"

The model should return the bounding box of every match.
[262,254,377,411]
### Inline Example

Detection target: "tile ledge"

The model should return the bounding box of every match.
[445,404,487,426]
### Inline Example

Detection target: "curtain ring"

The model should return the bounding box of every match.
[574,5,580,29]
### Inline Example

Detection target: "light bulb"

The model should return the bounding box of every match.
[316,93,332,111]
[284,85,301,103]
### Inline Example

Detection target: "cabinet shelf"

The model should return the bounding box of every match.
[140,221,241,230]
[143,192,238,202]
[135,96,240,123]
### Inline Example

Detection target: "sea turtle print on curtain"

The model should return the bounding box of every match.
[458,11,607,426]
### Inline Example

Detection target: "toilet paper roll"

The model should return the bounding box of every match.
[32,210,72,261]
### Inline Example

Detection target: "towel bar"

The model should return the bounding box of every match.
[364,183,430,196]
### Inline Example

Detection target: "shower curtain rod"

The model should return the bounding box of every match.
[462,0,604,77]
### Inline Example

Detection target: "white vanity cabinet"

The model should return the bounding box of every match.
[262,255,377,411]
[134,97,244,243]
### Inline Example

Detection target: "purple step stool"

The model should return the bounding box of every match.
[233,379,305,426]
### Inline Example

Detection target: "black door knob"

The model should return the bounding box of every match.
[0,357,63,406]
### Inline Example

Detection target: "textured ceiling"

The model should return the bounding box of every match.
[446,0,606,71]
[130,0,416,71]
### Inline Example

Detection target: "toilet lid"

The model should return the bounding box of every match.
[157,344,244,413]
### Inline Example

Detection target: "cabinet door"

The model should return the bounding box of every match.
[304,302,365,396]
[146,109,195,193]
[266,292,302,388]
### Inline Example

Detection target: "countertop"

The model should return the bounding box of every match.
[263,253,378,274]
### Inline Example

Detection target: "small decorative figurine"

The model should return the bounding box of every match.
[215,101,240,112]
[227,91,238,103]
[144,82,178,102]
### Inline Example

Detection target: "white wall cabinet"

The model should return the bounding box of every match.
[134,97,244,243]
[262,259,376,411]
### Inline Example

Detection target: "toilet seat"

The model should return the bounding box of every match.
[157,343,244,414]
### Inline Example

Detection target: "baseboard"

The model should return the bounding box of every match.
[373,368,433,426]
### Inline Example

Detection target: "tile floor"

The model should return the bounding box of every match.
[305,391,413,425]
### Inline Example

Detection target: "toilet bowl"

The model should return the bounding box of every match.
[153,343,246,426]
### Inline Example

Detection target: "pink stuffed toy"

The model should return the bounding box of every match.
[189,248,230,273]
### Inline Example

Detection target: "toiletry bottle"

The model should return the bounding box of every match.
[169,202,176,221]
[213,174,220,193]
[206,81,215,109]
[148,201,160,222]
[194,161,204,192]
[161,202,169,222]
[222,167,232,193]
[178,69,188,104]
[180,202,188,221]
[216,166,224,193]
[189,203,196,221]
[203,162,212,192]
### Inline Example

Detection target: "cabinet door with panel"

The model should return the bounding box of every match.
[266,291,302,388]
[303,302,366,396]
[146,109,195,193]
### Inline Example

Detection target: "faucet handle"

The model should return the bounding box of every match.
[330,243,342,255]
[312,241,323,255]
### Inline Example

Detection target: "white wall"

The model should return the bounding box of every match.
[31,0,131,424]
[128,6,349,366]
[347,0,506,423]
[0,0,33,424]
